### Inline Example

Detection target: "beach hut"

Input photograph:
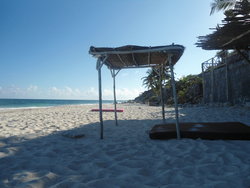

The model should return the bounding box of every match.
[89,44,185,139]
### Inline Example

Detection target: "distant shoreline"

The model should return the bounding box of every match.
[0,103,99,111]
[0,98,127,109]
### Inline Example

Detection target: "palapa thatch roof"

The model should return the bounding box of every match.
[196,19,250,50]
[89,44,185,69]
[196,0,250,50]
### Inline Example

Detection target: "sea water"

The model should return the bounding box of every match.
[0,99,125,109]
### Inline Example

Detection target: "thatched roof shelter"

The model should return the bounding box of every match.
[89,44,184,69]
[196,0,250,51]
[89,44,185,139]
[196,22,250,50]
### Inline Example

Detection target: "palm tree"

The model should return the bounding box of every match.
[142,69,157,90]
[210,0,237,15]
[142,67,170,94]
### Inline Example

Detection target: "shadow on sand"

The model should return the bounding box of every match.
[0,117,179,187]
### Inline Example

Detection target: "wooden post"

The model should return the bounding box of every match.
[169,55,181,139]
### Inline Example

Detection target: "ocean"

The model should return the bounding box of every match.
[0,99,125,109]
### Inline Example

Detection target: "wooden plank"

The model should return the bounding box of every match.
[149,122,250,140]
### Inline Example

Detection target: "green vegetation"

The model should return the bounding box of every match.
[210,0,236,15]
[135,74,203,105]
[176,75,203,104]
[210,0,250,16]
[142,67,170,95]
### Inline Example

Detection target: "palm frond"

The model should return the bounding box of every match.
[210,0,236,15]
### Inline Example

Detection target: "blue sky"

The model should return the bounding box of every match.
[0,0,224,100]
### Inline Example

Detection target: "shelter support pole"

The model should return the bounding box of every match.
[160,65,166,122]
[110,69,120,126]
[201,63,206,104]
[153,67,165,122]
[97,58,104,139]
[169,56,181,139]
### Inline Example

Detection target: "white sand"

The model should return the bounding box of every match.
[0,104,250,188]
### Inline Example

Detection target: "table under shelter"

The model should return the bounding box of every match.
[89,44,185,139]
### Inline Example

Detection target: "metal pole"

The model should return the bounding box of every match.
[97,59,104,139]
[111,69,119,126]
[202,63,206,104]
[160,65,166,122]
[169,55,181,139]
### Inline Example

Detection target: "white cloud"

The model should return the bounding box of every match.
[27,85,38,92]
[65,86,73,94]
[74,88,81,95]
[48,86,98,99]
[102,87,144,100]
[49,86,79,98]
[46,86,144,100]
[0,85,144,100]
[49,87,62,96]
[0,85,24,98]
[103,89,113,98]
[116,88,144,100]
[85,87,98,97]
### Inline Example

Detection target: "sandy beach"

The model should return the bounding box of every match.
[0,103,250,187]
